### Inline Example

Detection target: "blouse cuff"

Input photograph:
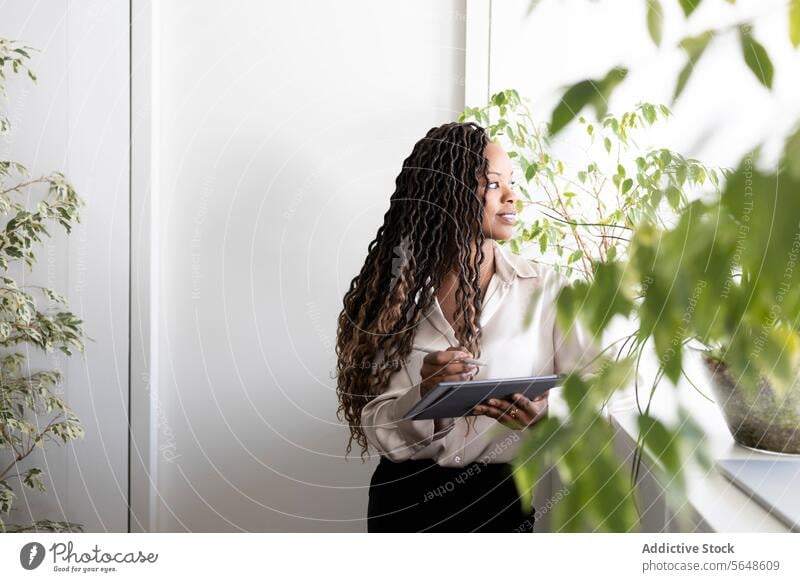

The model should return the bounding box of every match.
[392,383,456,446]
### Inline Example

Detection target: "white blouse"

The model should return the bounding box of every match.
[360,239,601,467]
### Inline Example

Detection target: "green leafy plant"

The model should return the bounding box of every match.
[460,90,725,281]
[0,38,86,533]
[548,125,800,525]
[458,89,725,531]
[469,0,800,532]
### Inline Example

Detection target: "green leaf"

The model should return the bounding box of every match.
[791,0,800,48]
[548,67,627,135]
[549,80,596,135]
[676,405,712,471]
[646,0,663,46]
[526,0,543,17]
[739,25,774,89]
[22,468,46,493]
[673,30,715,102]
[557,262,633,337]
[595,67,628,119]
[665,185,681,208]
[678,0,701,17]
[568,249,583,264]
[785,124,800,181]
[0,481,16,514]
[676,162,688,185]
[622,178,633,193]
[641,103,657,125]
[637,415,685,489]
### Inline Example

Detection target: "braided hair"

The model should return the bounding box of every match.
[335,121,493,460]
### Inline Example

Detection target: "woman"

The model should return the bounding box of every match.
[335,121,597,532]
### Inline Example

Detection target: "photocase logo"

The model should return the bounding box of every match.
[19,542,46,570]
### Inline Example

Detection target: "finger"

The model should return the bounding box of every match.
[476,402,531,428]
[497,416,526,430]
[491,397,537,426]
[426,371,478,387]
[532,390,550,402]
[513,393,549,416]
[472,403,503,418]
[511,393,547,425]
[511,393,538,415]
[445,345,473,356]
[423,348,472,366]
[422,364,478,384]
[485,398,516,414]
[422,360,478,377]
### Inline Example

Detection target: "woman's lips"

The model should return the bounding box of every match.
[497,212,517,225]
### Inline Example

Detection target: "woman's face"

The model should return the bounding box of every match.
[476,141,518,241]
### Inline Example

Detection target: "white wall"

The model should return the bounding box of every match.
[0,1,130,532]
[487,0,800,169]
[152,0,467,531]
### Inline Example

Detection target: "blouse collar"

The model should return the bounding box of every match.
[420,239,540,342]
[491,239,539,284]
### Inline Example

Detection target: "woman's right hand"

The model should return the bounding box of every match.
[419,346,479,398]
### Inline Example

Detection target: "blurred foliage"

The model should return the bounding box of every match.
[461,0,800,531]
[546,127,800,531]
[460,89,719,532]
[0,38,86,533]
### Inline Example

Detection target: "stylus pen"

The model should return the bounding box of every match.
[411,344,487,366]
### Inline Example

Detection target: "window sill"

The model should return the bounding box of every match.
[606,380,791,532]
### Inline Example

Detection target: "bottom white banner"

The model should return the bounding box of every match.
[1,533,798,581]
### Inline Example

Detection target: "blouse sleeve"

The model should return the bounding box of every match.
[360,349,456,462]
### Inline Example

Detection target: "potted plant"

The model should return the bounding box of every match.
[556,131,800,477]
[701,353,800,456]
[690,151,800,457]
[0,39,87,533]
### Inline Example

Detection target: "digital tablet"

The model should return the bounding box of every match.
[401,374,563,421]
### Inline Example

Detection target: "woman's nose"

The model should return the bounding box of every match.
[502,182,517,203]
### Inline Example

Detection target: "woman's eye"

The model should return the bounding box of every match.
[488,181,516,189]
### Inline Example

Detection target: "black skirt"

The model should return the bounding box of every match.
[367,455,535,532]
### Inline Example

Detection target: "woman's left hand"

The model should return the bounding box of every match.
[472,391,549,430]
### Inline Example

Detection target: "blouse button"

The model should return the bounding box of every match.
[454,455,462,463]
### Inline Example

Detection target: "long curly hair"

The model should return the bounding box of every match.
[335,121,492,460]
